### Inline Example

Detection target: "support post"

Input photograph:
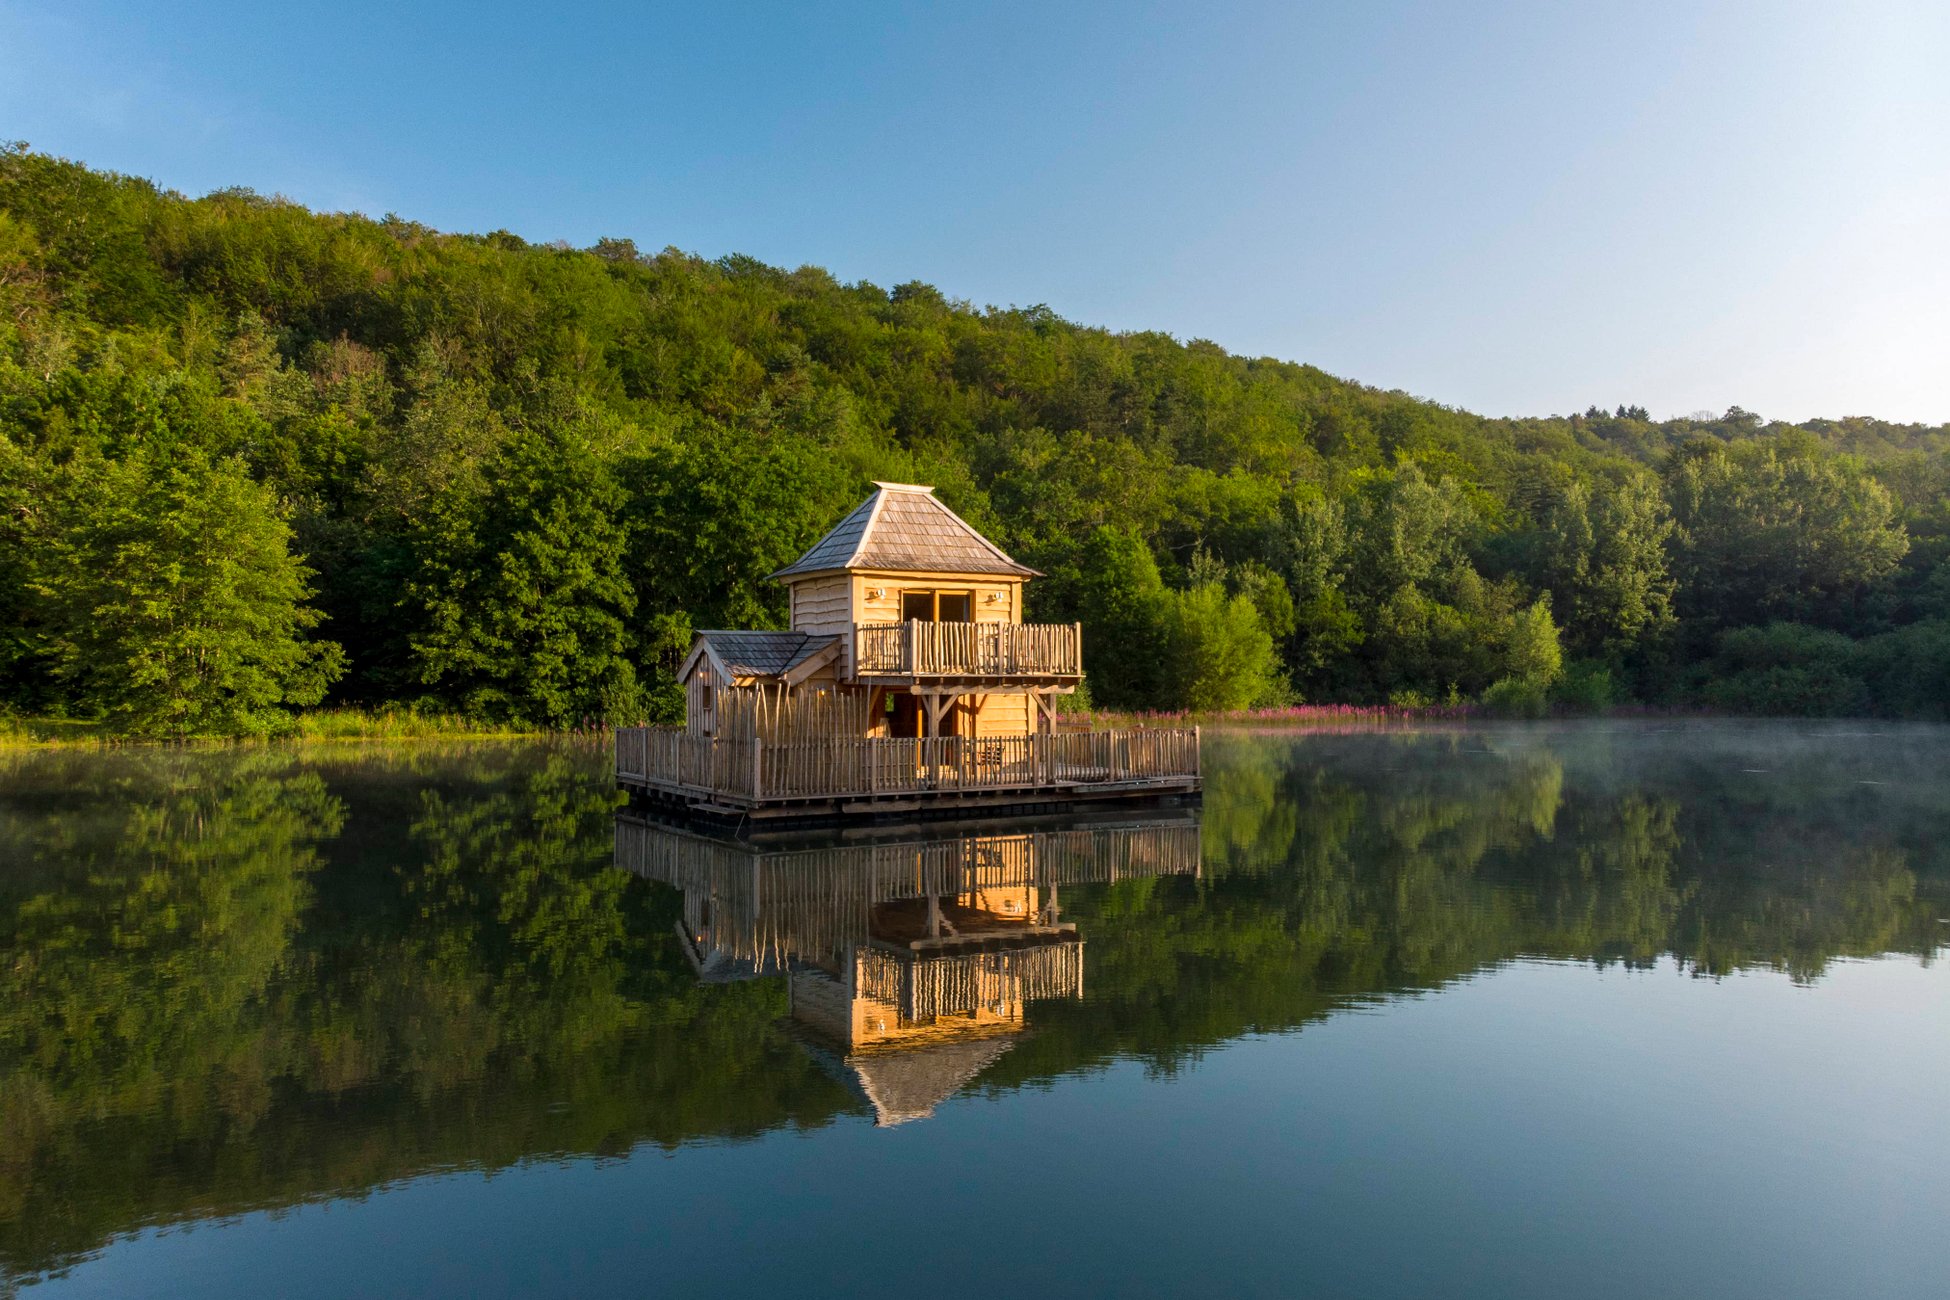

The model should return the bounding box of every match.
[750,736,762,801]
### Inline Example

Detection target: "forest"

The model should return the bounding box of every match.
[2,144,1947,735]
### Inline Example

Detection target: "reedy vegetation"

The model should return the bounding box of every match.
[1,146,1946,735]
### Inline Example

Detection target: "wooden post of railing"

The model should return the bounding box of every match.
[1193,725,1201,781]
[906,619,921,675]
[1072,623,1082,677]
[750,737,763,801]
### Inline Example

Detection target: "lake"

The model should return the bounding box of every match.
[2,722,1946,1298]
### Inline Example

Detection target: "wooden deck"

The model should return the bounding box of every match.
[853,620,1082,680]
[615,726,1199,819]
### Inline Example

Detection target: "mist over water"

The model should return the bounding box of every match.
[1,722,1945,1298]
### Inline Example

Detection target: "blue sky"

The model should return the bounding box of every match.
[3,0,1946,422]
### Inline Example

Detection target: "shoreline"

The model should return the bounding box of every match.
[0,708,560,750]
[3,704,1926,750]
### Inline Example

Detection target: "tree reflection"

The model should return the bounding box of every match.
[0,728,1944,1284]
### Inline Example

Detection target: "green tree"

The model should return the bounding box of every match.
[27,451,342,735]
[1075,526,1168,708]
[1517,469,1674,656]
[627,420,860,632]
[1503,598,1563,685]
[1157,582,1279,711]
[1665,442,1908,633]
[409,422,641,726]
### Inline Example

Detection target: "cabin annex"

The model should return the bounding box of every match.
[616,482,1200,822]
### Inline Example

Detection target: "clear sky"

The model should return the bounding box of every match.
[4,0,1946,423]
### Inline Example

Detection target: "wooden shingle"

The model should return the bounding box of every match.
[771,482,1038,579]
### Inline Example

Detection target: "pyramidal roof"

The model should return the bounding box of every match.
[771,483,1039,580]
[848,1036,1017,1127]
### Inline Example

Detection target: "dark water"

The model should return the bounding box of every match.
[2,723,1946,1299]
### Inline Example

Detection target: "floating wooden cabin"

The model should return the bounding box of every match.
[615,482,1200,824]
[614,811,1202,1125]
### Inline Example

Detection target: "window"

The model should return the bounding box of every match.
[900,589,974,621]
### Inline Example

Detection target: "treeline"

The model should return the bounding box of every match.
[1,145,1946,734]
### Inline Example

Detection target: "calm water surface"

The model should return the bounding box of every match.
[2,722,1946,1298]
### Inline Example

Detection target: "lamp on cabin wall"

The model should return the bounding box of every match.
[984,591,1004,604]
[867,586,886,600]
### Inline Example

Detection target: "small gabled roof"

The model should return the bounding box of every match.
[680,631,840,684]
[771,482,1039,581]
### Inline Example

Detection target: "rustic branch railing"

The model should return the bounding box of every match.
[853,620,1082,677]
[616,726,1197,805]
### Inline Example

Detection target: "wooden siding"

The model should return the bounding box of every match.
[789,574,855,671]
[972,692,1032,738]
[684,663,717,737]
[849,572,1021,626]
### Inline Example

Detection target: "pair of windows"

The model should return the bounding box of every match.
[900,590,973,622]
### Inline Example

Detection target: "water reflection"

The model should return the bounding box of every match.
[0,725,1945,1291]
[616,815,1200,1123]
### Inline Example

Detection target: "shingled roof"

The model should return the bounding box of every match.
[771,482,1039,580]
[684,630,839,683]
[799,1034,1018,1127]
[849,1036,1017,1126]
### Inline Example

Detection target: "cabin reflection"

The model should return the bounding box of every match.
[615,813,1201,1124]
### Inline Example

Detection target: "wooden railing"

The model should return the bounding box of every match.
[853,619,1082,677]
[616,726,1198,805]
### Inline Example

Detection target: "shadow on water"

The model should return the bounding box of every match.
[0,722,1945,1286]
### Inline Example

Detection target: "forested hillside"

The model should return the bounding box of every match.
[2,145,1946,734]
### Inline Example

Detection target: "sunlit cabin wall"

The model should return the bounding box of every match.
[849,573,1023,627]
[971,693,1034,737]
[789,958,1028,1052]
[864,576,1031,740]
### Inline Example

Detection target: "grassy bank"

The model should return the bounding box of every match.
[0,708,544,749]
[1076,702,1482,731]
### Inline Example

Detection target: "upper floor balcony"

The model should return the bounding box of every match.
[852,619,1082,681]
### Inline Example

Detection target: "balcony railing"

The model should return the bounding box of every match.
[853,620,1081,678]
[616,726,1198,808]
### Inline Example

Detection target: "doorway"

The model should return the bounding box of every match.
[887,692,962,737]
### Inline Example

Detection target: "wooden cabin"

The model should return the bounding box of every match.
[614,811,1203,1124]
[617,482,1199,822]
